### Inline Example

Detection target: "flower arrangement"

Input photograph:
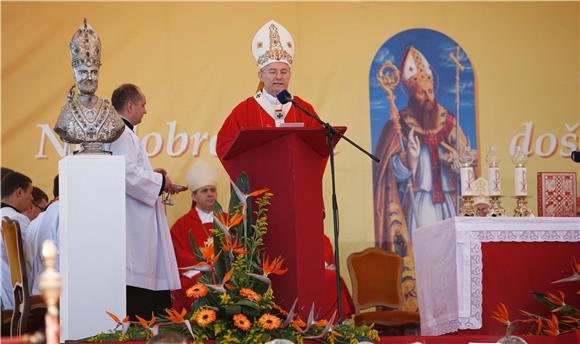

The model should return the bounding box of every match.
[492,257,580,337]
[89,173,378,344]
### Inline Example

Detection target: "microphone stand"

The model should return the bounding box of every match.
[284,96,380,321]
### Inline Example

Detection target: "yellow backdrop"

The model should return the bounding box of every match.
[2,2,579,289]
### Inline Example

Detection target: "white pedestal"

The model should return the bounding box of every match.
[59,155,126,341]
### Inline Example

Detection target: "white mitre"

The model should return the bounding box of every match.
[185,159,218,192]
[252,20,295,69]
[401,46,434,89]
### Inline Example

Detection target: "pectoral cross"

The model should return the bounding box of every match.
[275,108,283,119]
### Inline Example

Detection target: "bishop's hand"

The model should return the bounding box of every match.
[407,128,420,176]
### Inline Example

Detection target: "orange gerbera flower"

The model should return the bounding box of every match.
[233,314,251,330]
[546,291,566,307]
[195,308,216,328]
[492,303,510,326]
[262,255,288,277]
[186,283,208,299]
[258,313,281,330]
[543,314,560,336]
[240,288,262,302]
[165,308,187,323]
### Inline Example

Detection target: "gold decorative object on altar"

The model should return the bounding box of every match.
[39,240,61,344]
[472,177,490,216]
[511,146,534,217]
[458,146,477,216]
[486,146,505,217]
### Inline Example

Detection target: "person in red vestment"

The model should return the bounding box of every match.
[323,234,355,320]
[216,20,323,167]
[170,159,219,311]
[216,20,352,320]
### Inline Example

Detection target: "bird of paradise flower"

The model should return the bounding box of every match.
[492,256,580,336]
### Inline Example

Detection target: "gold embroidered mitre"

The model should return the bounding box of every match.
[401,46,433,89]
[252,20,294,69]
[69,18,102,68]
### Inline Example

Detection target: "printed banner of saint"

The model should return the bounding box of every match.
[369,28,479,311]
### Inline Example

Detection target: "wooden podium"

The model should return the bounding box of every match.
[221,127,345,316]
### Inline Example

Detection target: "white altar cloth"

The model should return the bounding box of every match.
[413,217,580,336]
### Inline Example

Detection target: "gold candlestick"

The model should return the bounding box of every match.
[39,240,61,344]
[486,147,505,216]
[513,195,534,217]
[458,147,477,216]
[459,195,477,216]
[487,195,506,217]
[511,147,533,217]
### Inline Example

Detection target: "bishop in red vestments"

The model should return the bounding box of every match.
[216,20,351,320]
[216,20,322,165]
[170,160,219,311]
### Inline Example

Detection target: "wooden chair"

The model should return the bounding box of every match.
[2,217,46,336]
[347,247,420,335]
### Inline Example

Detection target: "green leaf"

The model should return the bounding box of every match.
[530,291,553,308]
[212,199,225,216]
[519,309,546,319]
[241,307,260,318]
[253,280,269,295]
[234,299,259,310]
[189,230,204,262]
[191,297,209,312]
[225,305,242,316]
[214,235,227,281]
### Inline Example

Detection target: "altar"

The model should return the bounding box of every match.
[413,217,580,336]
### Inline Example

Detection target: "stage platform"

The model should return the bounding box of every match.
[2,332,579,344]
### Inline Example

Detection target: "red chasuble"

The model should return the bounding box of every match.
[170,206,213,311]
[216,95,322,166]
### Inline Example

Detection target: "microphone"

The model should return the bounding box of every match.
[572,151,580,163]
[276,90,293,105]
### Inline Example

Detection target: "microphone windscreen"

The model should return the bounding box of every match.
[276,90,292,104]
[572,151,580,163]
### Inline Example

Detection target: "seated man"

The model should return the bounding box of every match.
[1,171,34,309]
[24,175,60,294]
[170,159,218,311]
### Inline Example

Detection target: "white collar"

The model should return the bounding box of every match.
[195,207,213,224]
[254,90,292,126]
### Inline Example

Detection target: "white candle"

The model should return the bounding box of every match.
[488,166,501,196]
[460,166,476,196]
[514,167,528,196]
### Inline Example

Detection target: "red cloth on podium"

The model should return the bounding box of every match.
[169,206,213,311]
[323,235,355,319]
[216,95,322,169]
